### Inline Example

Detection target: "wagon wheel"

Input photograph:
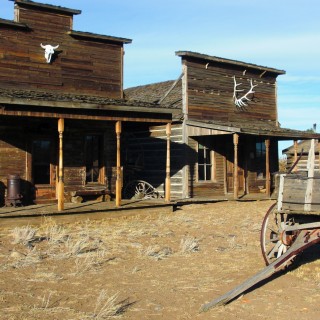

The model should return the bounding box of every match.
[123,180,160,200]
[260,204,300,265]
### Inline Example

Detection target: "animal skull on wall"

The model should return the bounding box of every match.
[40,43,59,63]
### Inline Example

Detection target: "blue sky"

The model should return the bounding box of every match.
[2,0,320,150]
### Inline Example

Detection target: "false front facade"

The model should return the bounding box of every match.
[125,51,320,199]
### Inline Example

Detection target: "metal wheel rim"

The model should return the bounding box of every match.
[260,204,290,265]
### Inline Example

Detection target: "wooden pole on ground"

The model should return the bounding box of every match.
[233,134,239,199]
[165,123,171,202]
[115,121,122,207]
[57,118,64,211]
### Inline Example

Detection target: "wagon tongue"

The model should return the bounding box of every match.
[201,229,320,312]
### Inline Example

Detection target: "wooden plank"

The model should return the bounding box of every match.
[305,139,315,211]
[201,230,320,311]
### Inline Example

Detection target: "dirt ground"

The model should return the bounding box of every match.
[0,200,320,320]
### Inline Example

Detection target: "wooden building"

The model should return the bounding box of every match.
[125,51,320,199]
[0,0,173,209]
[283,140,320,172]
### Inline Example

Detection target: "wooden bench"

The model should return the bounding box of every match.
[68,186,111,203]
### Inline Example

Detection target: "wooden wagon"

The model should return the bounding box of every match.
[202,139,320,311]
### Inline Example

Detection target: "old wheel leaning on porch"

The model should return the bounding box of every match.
[123,180,160,200]
[260,204,300,265]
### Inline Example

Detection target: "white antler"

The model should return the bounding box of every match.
[233,76,258,109]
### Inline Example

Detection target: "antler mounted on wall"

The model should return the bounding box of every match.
[233,76,258,110]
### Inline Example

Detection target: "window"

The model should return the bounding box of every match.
[85,135,102,183]
[198,144,212,181]
[32,140,51,184]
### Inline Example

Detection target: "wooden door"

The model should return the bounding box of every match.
[32,139,56,201]
[226,159,244,193]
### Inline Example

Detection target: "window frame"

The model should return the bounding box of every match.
[197,143,215,182]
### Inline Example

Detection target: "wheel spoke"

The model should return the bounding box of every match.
[261,204,297,266]
[267,241,281,259]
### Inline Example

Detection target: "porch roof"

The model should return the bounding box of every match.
[0,88,173,121]
[186,119,320,140]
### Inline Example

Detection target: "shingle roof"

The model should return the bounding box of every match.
[0,87,173,114]
[124,80,182,110]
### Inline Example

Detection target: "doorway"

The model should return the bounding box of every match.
[32,139,56,201]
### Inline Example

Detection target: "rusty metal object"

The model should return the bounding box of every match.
[6,174,23,207]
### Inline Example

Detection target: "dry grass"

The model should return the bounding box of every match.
[1,200,320,320]
[92,290,131,319]
[180,236,200,254]
[11,226,37,246]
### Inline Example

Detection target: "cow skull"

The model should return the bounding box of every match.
[40,43,59,63]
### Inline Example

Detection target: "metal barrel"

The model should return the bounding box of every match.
[7,174,21,200]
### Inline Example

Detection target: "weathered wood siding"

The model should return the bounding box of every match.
[0,4,124,98]
[122,123,184,199]
[0,118,119,203]
[186,134,279,197]
[184,58,278,122]
[245,137,279,193]
[187,136,225,198]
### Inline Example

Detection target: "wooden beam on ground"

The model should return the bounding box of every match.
[201,229,320,312]
[115,121,122,207]
[57,118,64,211]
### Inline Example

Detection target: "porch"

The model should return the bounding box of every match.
[0,199,174,227]
[0,191,275,228]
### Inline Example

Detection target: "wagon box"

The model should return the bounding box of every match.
[279,173,320,212]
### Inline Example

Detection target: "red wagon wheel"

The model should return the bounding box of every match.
[260,204,300,265]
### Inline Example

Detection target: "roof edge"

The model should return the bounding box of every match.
[0,17,29,29]
[68,30,132,44]
[175,51,286,75]
[14,0,82,15]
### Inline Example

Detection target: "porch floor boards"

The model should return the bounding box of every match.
[0,199,174,227]
[0,193,275,227]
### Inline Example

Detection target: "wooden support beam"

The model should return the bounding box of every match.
[265,139,271,197]
[305,139,315,211]
[293,140,298,172]
[115,121,122,207]
[165,123,171,202]
[57,118,64,211]
[233,134,239,199]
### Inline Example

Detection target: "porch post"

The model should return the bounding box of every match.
[115,121,122,207]
[293,140,298,172]
[233,133,239,199]
[165,123,171,202]
[265,139,271,197]
[57,118,64,211]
